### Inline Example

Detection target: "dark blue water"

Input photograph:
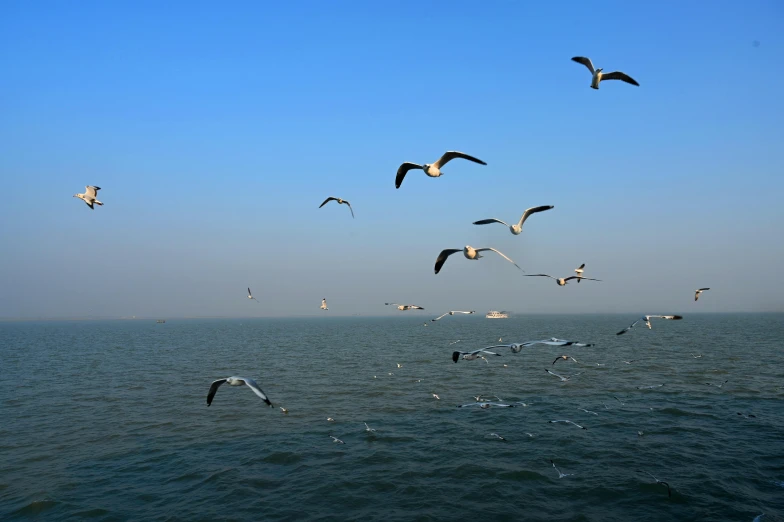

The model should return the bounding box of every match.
[2,314,783,521]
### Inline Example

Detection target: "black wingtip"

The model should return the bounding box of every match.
[452,352,460,363]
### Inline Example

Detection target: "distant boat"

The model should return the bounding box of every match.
[156,319,166,324]
[486,311,509,319]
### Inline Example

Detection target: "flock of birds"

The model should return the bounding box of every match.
[72,55,733,505]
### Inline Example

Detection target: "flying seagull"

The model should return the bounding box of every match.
[364,422,376,433]
[206,377,273,407]
[73,185,103,210]
[472,205,554,235]
[489,433,507,441]
[552,355,579,365]
[694,288,711,301]
[574,263,586,282]
[550,459,574,478]
[435,245,522,274]
[526,274,601,286]
[453,348,502,363]
[320,298,329,310]
[247,288,258,302]
[319,197,354,218]
[616,315,683,335]
[432,310,475,321]
[705,379,729,388]
[330,436,345,444]
[549,420,587,430]
[637,470,671,498]
[489,338,594,354]
[571,56,640,89]
[578,408,598,415]
[545,369,581,382]
[457,402,515,408]
[395,151,486,189]
[385,303,425,311]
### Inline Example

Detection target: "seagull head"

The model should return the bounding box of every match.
[596,68,603,73]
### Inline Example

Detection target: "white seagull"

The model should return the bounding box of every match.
[545,369,581,382]
[616,315,683,335]
[694,288,711,301]
[457,402,515,408]
[574,263,586,282]
[319,196,354,218]
[552,355,579,366]
[637,470,671,498]
[578,408,598,415]
[395,151,486,189]
[247,288,258,302]
[364,422,376,433]
[431,310,475,321]
[549,420,587,430]
[330,436,345,444]
[435,245,522,274]
[489,338,594,354]
[320,298,329,310]
[453,348,502,363]
[550,460,574,478]
[472,205,555,235]
[385,303,425,311]
[571,56,640,89]
[73,185,103,210]
[705,379,729,388]
[206,377,273,407]
[526,274,601,286]
[489,433,507,441]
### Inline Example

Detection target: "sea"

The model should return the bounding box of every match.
[1,314,783,522]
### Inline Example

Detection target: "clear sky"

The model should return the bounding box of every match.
[1,1,782,318]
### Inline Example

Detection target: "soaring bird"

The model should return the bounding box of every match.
[571,56,639,89]
[435,246,522,274]
[637,470,672,498]
[206,377,273,407]
[489,338,594,354]
[247,288,258,302]
[694,288,711,301]
[319,197,354,218]
[73,186,103,210]
[320,298,329,310]
[452,348,502,363]
[616,315,683,335]
[525,274,601,286]
[473,205,554,235]
[574,263,585,282]
[395,151,486,189]
[431,310,475,321]
[385,303,425,311]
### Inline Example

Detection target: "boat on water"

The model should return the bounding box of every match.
[486,311,508,319]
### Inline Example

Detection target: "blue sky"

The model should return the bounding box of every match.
[1,1,782,318]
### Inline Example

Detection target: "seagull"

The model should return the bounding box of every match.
[637,384,664,389]
[613,396,626,406]
[637,470,671,498]
[694,288,711,301]
[553,355,580,365]
[549,420,587,430]
[705,379,729,388]
[457,402,515,408]
[453,348,502,363]
[320,298,329,310]
[206,377,273,407]
[574,263,586,282]
[431,310,476,321]
[474,394,502,402]
[578,408,598,415]
[489,433,507,441]
[432,393,440,400]
[73,185,103,210]
[622,360,637,364]
[280,407,288,414]
[247,288,258,302]
[571,56,640,89]
[489,338,594,353]
[364,422,377,433]
[472,205,554,235]
[691,354,702,358]
[396,363,402,368]
[385,303,425,311]
[617,315,683,335]
[526,274,601,286]
[395,151,486,189]
[435,246,522,274]
[550,460,574,478]
[319,197,354,218]
[448,340,462,345]
[545,369,582,382]
[327,417,335,422]
[737,412,757,419]
[330,436,345,444]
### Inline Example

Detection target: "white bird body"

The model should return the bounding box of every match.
[73,185,103,210]
[247,288,258,301]
[321,298,329,310]
[571,56,640,89]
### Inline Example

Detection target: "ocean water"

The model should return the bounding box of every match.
[1,314,783,522]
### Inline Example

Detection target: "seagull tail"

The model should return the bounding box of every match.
[94,200,103,206]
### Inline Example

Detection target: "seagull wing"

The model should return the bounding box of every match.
[433,151,487,169]
[576,263,585,270]
[571,56,595,74]
[526,274,555,280]
[617,317,644,335]
[473,218,510,227]
[85,186,100,198]
[345,201,354,218]
[434,249,461,274]
[546,369,567,380]
[600,71,639,86]
[698,288,710,291]
[396,162,422,189]
[568,276,601,282]
[475,248,523,271]
[319,197,338,208]
[452,351,464,363]
[479,350,501,356]
[516,205,555,228]
[410,305,425,310]
[432,312,449,321]
[206,378,227,406]
[384,303,400,307]
[648,315,683,320]
[241,378,273,407]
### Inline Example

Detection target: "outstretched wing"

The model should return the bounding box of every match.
[601,71,639,86]
[206,379,227,406]
[432,312,449,321]
[525,274,555,280]
[473,218,510,227]
[452,351,463,363]
[567,276,601,282]
[434,249,461,274]
[396,162,422,189]
[517,205,555,228]
[649,315,683,320]
[475,248,523,271]
[242,378,273,407]
[617,317,644,335]
[319,197,338,208]
[345,201,354,218]
[85,186,101,198]
[434,151,487,169]
[571,56,595,74]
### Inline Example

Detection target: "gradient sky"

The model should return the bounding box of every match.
[1,1,782,318]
